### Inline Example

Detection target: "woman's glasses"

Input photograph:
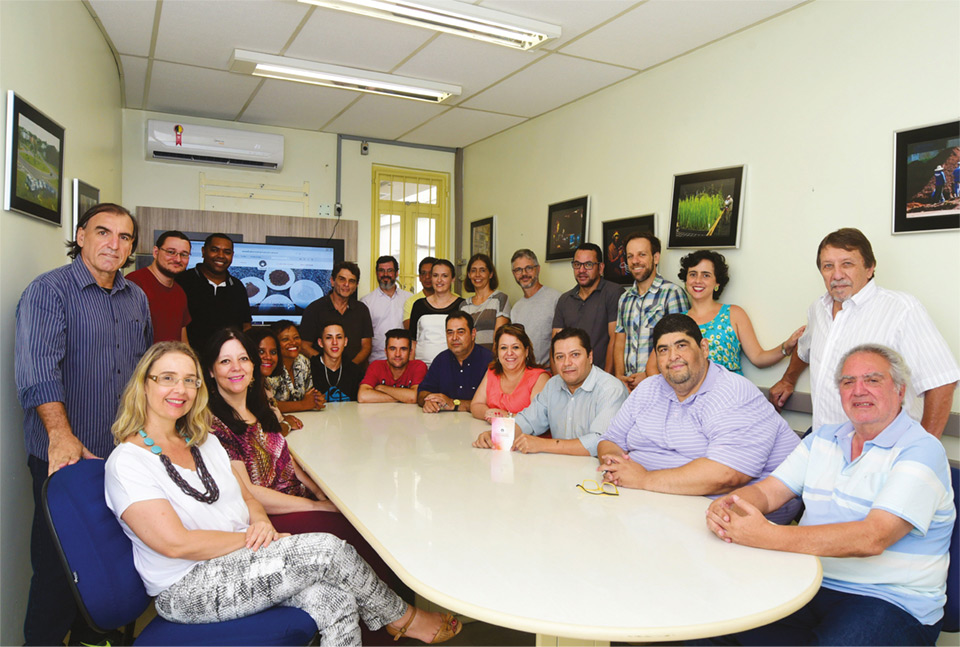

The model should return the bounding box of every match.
[148,373,202,389]
[576,479,618,496]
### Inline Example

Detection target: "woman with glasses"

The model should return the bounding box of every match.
[267,320,324,414]
[461,253,511,352]
[471,324,549,421]
[104,341,460,645]
[126,230,193,343]
[409,259,464,366]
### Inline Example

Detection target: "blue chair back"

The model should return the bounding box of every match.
[943,465,959,633]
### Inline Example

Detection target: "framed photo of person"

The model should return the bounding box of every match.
[545,195,589,262]
[4,91,65,226]
[668,165,744,249]
[892,120,959,234]
[601,214,656,284]
[470,216,495,262]
[72,179,99,240]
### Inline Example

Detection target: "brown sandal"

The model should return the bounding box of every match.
[386,608,462,644]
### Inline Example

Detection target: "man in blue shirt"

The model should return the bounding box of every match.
[417,311,493,413]
[15,203,152,646]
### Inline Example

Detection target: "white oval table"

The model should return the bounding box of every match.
[287,402,822,644]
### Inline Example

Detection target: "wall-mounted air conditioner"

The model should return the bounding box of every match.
[146,120,284,171]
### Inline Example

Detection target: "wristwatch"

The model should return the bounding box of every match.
[452,399,461,411]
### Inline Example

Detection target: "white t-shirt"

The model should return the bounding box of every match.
[104,435,249,596]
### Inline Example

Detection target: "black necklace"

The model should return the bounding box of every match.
[139,429,219,504]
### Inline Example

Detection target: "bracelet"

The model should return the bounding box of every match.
[781,343,788,357]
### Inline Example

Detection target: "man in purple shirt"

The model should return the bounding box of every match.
[598,314,800,523]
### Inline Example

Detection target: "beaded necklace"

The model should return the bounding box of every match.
[137,429,220,504]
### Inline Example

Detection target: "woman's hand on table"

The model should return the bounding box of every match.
[483,408,508,421]
[299,388,325,411]
[473,431,493,448]
[283,415,303,430]
[244,520,288,551]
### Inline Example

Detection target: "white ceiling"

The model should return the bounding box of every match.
[87,0,806,149]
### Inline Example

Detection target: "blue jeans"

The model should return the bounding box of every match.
[702,587,942,646]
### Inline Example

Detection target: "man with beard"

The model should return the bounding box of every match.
[509,249,560,366]
[358,329,427,403]
[612,232,688,390]
[599,314,801,523]
[361,255,412,362]
[127,230,192,343]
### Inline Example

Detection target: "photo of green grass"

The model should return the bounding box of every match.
[669,166,743,249]
[677,192,723,231]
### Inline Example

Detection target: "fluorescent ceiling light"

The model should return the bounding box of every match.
[298,0,560,50]
[230,50,461,103]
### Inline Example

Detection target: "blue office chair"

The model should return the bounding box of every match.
[43,459,317,645]
[942,465,959,633]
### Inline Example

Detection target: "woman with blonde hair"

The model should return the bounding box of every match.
[471,324,549,421]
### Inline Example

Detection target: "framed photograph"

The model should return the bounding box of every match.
[4,91,65,226]
[546,195,589,262]
[601,214,657,284]
[72,179,99,240]
[668,165,744,249]
[892,120,959,234]
[470,216,495,262]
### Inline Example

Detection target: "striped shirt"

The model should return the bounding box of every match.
[797,280,960,430]
[771,410,955,625]
[615,275,689,374]
[16,258,152,460]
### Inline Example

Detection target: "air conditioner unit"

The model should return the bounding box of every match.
[146,120,284,171]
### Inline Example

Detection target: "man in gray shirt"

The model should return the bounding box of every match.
[509,249,560,366]
[473,328,628,456]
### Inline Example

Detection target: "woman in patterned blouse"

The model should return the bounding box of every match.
[267,320,324,414]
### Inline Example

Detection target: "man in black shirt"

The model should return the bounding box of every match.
[300,261,373,366]
[310,322,362,402]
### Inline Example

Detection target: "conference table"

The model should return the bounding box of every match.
[286,403,822,645]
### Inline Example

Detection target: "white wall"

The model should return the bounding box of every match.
[0,1,124,643]
[463,0,960,411]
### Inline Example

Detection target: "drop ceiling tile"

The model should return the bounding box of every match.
[460,54,634,118]
[399,108,526,148]
[146,61,261,120]
[120,55,149,109]
[562,0,805,70]
[285,7,434,73]
[240,79,358,131]
[322,94,447,140]
[154,0,310,70]
[478,0,636,49]
[88,0,156,57]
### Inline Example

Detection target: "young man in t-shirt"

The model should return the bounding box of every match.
[310,322,362,402]
[126,230,192,343]
[358,329,427,403]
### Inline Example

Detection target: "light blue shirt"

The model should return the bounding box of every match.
[514,366,628,456]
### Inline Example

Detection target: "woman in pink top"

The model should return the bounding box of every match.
[471,324,549,421]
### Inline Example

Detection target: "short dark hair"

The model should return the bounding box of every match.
[623,231,661,256]
[678,250,730,299]
[375,255,399,272]
[270,319,298,336]
[511,249,538,264]
[332,261,361,282]
[66,203,138,268]
[431,258,456,277]
[574,243,603,265]
[445,310,474,331]
[551,327,592,356]
[418,256,438,273]
[318,321,345,338]
[384,328,412,345]
[464,253,499,292]
[490,324,538,375]
[203,233,233,248]
[652,314,703,348]
[155,230,190,249]
[817,228,877,273]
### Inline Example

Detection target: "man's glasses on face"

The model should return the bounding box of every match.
[512,265,538,275]
[160,248,191,260]
[571,261,598,270]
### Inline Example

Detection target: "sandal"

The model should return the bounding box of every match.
[386,608,462,644]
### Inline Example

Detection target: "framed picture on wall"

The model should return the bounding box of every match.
[601,214,656,284]
[470,216,495,262]
[4,91,65,226]
[668,165,744,249]
[892,120,959,234]
[72,179,99,240]
[545,195,589,262]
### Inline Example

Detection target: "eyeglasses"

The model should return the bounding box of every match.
[511,265,538,275]
[159,248,191,259]
[148,373,202,389]
[571,261,598,270]
[576,479,618,496]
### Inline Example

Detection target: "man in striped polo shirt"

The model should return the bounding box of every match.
[706,344,954,645]
[598,314,801,523]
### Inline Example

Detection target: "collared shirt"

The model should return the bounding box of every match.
[601,362,800,521]
[615,274,689,374]
[15,257,152,460]
[515,366,628,456]
[418,344,493,401]
[797,280,960,430]
[300,294,373,365]
[510,285,560,366]
[772,410,955,625]
[126,267,191,343]
[361,286,413,361]
[553,279,624,368]
[176,265,251,351]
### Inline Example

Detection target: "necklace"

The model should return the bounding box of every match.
[137,429,220,504]
[323,361,342,388]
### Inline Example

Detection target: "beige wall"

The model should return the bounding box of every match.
[463,0,960,413]
[0,0,124,642]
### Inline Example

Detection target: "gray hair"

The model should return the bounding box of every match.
[834,343,911,392]
[511,248,538,264]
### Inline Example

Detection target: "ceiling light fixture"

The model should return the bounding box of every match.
[298,0,560,50]
[230,50,461,103]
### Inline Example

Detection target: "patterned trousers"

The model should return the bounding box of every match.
[155,532,407,646]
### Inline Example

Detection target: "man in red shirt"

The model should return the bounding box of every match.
[358,329,427,403]
[126,231,191,343]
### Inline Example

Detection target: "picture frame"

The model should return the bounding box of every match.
[470,216,495,262]
[72,179,99,240]
[4,91,65,226]
[892,120,959,234]
[546,195,589,262]
[601,214,657,284]
[668,165,744,249]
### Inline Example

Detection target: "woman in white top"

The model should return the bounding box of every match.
[461,253,510,352]
[409,259,464,366]
[103,341,460,646]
